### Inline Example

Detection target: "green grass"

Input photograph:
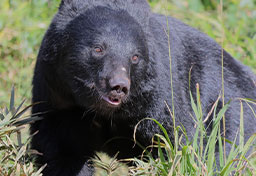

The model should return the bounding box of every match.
[0,0,60,106]
[93,87,256,175]
[0,87,44,175]
[150,0,256,70]
[1,87,255,175]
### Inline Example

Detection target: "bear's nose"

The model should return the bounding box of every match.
[109,76,130,96]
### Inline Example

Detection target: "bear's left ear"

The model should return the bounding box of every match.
[59,0,73,7]
[58,0,91,20]
[59,0,89,11]
[59,0,76,10]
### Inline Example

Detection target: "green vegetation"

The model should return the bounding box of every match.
[150,0,256,69]
[94,86,256,175]
[1,87,256,175]
[0,0,255,175]
[139,88,256,175]
[0,87,44,175]
[0,0,60,106]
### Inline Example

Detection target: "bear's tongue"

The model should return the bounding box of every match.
[102,96,121,106]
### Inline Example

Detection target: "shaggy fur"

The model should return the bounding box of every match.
[31,0,256,175]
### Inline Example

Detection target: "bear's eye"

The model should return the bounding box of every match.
[131,55,139,64]
[94,46,103,53]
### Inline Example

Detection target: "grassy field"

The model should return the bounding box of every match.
[0,0,255,175]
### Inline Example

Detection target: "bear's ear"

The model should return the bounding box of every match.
[58,0,90,16]
[60,0,73,6]
[59,0,89,10]
[59,0,74,10]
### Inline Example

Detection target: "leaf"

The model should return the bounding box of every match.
[13,116,43,126]
[239,101,244,151]
[11,102,41,120]
[4,107,9,115]
[220,159,235,175]
[157,137,168,174]
[236,134,256,170]
[0,113,4,120]
[9,85,15,112]
[31,164,46,176]
[12,99,26,117]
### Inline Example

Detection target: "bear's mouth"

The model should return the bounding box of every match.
[102,96,121,107]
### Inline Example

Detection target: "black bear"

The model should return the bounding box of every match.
[31,0,256,175]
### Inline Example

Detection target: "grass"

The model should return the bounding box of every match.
[1,87,255,175]
[93,86,256,175]
[0,87,44,175]
[0,0,256,175]
[151,0,256,71]
[0,0,60,106]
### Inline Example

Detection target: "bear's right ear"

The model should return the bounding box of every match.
[60,0,73,5]
[59,0,72,9]
[59,0,87,8]
[58,0,90,15]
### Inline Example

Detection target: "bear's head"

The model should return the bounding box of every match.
[63,7,149,111]
[38,4,154,114]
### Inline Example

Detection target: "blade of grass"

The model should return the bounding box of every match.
[10,85,15,112]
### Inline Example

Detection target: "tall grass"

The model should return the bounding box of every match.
[0,0,60,106]
[93,85,256,175]
[0,87,44,175]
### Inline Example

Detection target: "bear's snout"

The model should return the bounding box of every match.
[101,73,130,107]
[109,76,130,96]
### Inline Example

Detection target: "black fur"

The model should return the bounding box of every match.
[31,0,256,175]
